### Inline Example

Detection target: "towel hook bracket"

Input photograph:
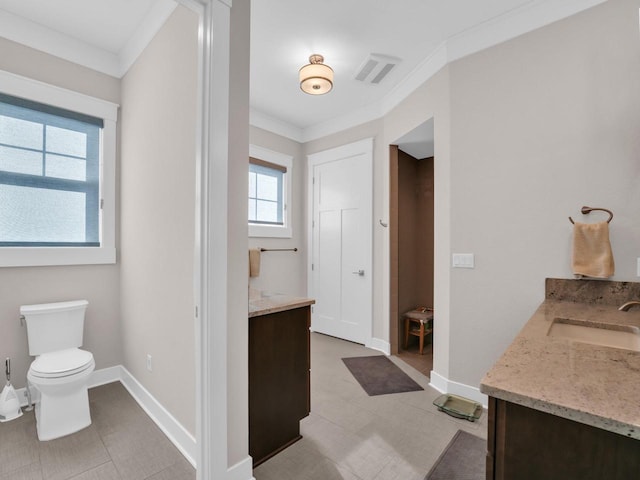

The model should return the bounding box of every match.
[568,206,613,225]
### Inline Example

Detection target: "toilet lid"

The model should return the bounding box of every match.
[30,348,94,377]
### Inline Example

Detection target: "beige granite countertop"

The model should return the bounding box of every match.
[249,288,315,318]
[481,297,640,439]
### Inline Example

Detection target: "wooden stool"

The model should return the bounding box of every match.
[403,309,433,355]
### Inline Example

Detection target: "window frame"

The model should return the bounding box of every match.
[248,145,292,238]
[0,70,118,267]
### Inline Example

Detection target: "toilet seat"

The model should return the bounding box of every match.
[30,348,94,379]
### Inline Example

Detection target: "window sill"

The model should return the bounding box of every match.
[0,247,116,267]
[249,224,292,239]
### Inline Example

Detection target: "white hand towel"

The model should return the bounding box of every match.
[249,249,261,277]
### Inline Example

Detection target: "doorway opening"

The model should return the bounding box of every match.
[389,119,434,378]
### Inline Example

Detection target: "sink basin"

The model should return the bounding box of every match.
[548,318,640,351]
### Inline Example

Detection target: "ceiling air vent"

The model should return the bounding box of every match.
[354,54,401,84]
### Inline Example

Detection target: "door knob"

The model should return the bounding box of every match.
[352,270,365,276]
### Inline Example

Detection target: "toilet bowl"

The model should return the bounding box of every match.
[28,348,95,440]
[21,300,95,441]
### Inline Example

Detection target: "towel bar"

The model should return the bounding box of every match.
[568,206,613,224]
[259,248,298,252]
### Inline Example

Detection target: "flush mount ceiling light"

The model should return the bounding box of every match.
[299,54,333,95]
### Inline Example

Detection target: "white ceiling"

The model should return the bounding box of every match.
[0,0,604,144]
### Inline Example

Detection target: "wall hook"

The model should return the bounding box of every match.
[379,220,388,228]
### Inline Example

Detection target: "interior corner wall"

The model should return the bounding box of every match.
[0,37,122,390]
[248,126,306,296]
[397,151,434,318]
[119,6,198,435]
[445,0,640,387]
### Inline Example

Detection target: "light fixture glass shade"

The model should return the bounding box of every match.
[299,55,333,95]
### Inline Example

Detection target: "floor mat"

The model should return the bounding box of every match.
[341,355,423,396]
[425,430,486,480]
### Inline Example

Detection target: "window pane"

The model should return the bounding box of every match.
[248,198,257,222]
[0,115,43,150]
[46,125,87,157]
[45,154,86,181]
[248,171,257,197]
[0,145,42,175]
[256,200,278,223]
[256,173,278,201]
[0,184,86,242]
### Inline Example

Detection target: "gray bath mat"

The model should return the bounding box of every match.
[341,355,423,396]
[425,430,486,480]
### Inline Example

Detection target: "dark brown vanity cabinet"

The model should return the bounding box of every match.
[248,306,310,467]
[487,397,640,480]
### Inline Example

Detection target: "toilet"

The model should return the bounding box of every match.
[21,300,95,441]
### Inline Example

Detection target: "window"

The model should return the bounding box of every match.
[0,70,118,267]
[248,145,292,238]
[249,159,284,225]
[0,94,101,246]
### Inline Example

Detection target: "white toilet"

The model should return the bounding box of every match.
[21,300,95,441]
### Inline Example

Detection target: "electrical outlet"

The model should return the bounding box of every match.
[146,354,152,372]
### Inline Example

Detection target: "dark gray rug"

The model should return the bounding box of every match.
[425,430,486,480]
[341,355,423,396]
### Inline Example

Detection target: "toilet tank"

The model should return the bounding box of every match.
[20,300,89,356]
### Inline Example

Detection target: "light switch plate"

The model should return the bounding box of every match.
[637,258,640,277]
[452,253,475,269]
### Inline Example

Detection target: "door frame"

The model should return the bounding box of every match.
[189,1,253,479]
[306,137,374,346]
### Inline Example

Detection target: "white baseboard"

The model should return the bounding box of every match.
[367,337,391,355]
[89,365,121,388]
[16,366,197,469]
[117,366,197,468]
[226,456,255,480]
[429,370,488,408]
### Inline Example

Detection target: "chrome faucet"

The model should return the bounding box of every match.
[618,301,640,312]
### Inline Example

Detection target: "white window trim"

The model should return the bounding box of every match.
[0,70,118,267]
[249,144,292,238]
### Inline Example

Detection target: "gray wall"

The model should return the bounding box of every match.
[0,37,122,390]
[294,0,640,393]
[445,0,640,387]
[248,126,306,296]
[119,6,198,435]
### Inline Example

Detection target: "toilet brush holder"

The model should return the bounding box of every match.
[0,358,23,422]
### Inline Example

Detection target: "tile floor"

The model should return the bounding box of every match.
[0,333,487,480]
[253,333,488,480]
[0,382,195,480]
[396,341,433,378]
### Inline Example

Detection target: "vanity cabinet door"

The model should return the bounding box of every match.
[488,397,640,480]
[249,306,311,466]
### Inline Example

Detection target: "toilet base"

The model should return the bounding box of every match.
[34,386,92,441]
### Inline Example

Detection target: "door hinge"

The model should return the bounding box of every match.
[312,220,315,228]
[100,198,104,209]
[312,177,315,185]
[195,306,198,318]
[311,263,314,271]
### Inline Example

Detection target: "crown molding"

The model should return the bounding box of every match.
[0,9,120,77]
[253,0,607,143]
[250,109,305,143]
[117,0,178,77]
[0,1,178,79]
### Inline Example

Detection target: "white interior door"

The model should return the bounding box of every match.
[308,138,373,345]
